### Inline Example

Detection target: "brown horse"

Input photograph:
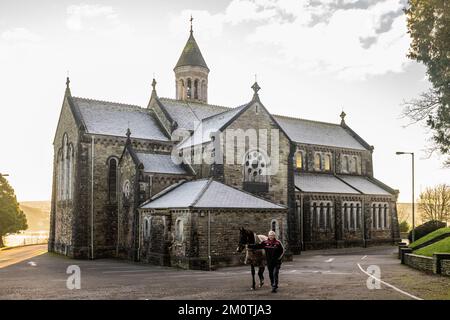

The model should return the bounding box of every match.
[236,227,267,290]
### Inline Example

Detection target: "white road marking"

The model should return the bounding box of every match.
[325,258,334,263]
[361,255,367,260]
[357,263,422,300]
[103,269,162,274]
[27,261,37,267]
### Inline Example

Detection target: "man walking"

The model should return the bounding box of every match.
[248,230,285,293]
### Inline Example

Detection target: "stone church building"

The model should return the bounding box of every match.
[49,25,401,269]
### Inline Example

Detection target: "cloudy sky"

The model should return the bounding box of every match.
[0,0,448,202]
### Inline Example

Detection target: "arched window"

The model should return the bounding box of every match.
[319,202,325,229]
[350,203,355,229]
[108,158,118,203]
[372,204,377,229]
[67,144,73,200]
[295,151,303,169]
[201,80,207,102]
[356,203,361,229]
[57,149,63,200]
[342,155,349,173]
[194,79,199,99]
[324,154,331,171]
[314,153,322,171]
[144,217,151,239]
[123,180,131,200]
[179,79,185,99]
[175,219,183,242]
[243,150,268,183]
[186,79,192,99]
[378,204,383,230]
[351,156,358,173]
[271,219,280,236]
[343,203,348,230]
[326,202,332,230]
[311,202,318,229]
[62,134,68,200]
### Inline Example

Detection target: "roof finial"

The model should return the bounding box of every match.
[251,81,261,99]
[340,109,346,125]
[126,127,131,142]
[152,77,157,91]
[65,73,71,96]
[190,15,194,33]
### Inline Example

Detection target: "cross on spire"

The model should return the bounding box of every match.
[340,110,346,125]
[190,15,194,33]
[66,76,70,89]
[152,78,157,91]
[251,81,261,95]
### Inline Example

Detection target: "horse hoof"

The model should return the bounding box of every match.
[259,282,264,288]
[251,287,255,291]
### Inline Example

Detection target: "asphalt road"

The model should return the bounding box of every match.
[0,244,449,300]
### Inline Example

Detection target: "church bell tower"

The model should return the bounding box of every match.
[174,16,209,103]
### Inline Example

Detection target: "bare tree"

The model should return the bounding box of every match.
[397,205,409,223]
[418,184,450,223]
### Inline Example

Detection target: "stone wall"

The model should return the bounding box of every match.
[441,260,450,277]
[49,96,80,257]
[402,251,450,277]
[299,193,398,250]
[404,253,434,273]
[140,208,288,270]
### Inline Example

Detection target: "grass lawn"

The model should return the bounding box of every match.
[414,237,450,257]
[409,227,450,249]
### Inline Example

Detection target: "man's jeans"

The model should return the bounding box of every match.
[267,263,281,288]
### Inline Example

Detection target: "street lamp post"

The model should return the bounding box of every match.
[395,152,415,243]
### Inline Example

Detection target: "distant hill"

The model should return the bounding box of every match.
[19,201,50,232]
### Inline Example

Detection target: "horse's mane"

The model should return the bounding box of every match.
[242,228,267,245]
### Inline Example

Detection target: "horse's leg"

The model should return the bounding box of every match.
[250,264,256,290]
[258,266,265,287]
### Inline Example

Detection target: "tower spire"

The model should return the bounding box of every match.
[174,19,209,103]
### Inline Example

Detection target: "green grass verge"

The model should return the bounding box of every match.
[414,237,450,257]
[409,227,450,249]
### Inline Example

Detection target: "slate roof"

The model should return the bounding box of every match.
[177,104,248,149]
[140,179,285,209]
[337,175,392,196]
[156,97,368,151]
[295,173,359,194]
[158,97,229,131]
[274,116,367,150]
[72,97,169,141]
[70,95,369,150]
[174,32,209,70]
[295,173,393,195]
[135,152,188,175]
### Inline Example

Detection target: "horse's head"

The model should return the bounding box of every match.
[236,227,253,253]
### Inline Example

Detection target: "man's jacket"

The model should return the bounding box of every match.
[248,239,285,265]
